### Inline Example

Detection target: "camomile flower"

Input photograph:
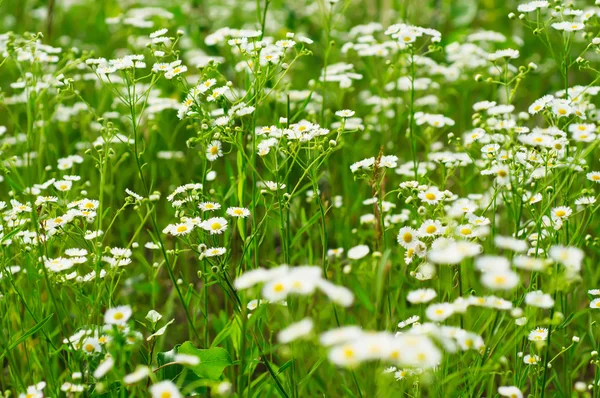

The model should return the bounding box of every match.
[278,318,314,343]
[124,366,150,384]
[327,248,344,257]
[347,244,370,260]
[525,290,554,309]
[201,217,228,234]
[206,140,223,161]
[54,180,73,191]
[93,356,115,379]
[551,206,572,220]
[575,196,596,206]
[407,288,437,304]
[523,354,540,365]
[528,95,553,114]
[104,306,132,325]
[328,342,364,366]
[456,331,484,351]
[165,221,194,236]
[587,171,600,183]
[397,227,419,248]
[528,328,548,341]
[418,219,445,237]
[226,207,250,217]
[397,315,420,329]
[494,236,528,252]
[498,386,523,398]
[198,202,221,211]
[425,303,455,322]
[19,382,46,398]
[590,298,600,309]
[150,381,182,398]
[514,256,548,271]
[81,337,101,355]
[548,245,584,270]
[481,269,520,290]
[475,255,510,273]
[487,48,519,61]
[551,100,573,117]
[205,247,226,257]
[455,224,475,238]
[418,187,443,204]
[552,21,585,31]
[589,289,600,296]
[335,109,355,118]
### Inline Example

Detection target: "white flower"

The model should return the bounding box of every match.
[54,180,73,191]
[528,328,548,341]
[104,306,132,325]
[205,247,226,257]
[481,269,520,290]
[525,290,554,309]
[93,356,114,379]
[206,140,223,161]
[150,381,182,398]
[226,207,250,217]
[498,385,523,398]
[425,303,455,321]
[347,244,369,260]
[201,217,228,234]
[552,21,584,31]
[590,298,600,309]
[488,49,519,61]
[124,366,150,384]
[278,318,314,343]
[523,354,540,365]
[407,288,437,304]
[335,109,355,118]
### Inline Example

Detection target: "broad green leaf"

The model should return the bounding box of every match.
[178,341,233,381]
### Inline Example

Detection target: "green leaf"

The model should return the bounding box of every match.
[157,346,206,395]
[178,342,233,381]
[0,313,54,360]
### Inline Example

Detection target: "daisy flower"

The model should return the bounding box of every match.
[150,381,182,398]
[199,202,221,211]
[104,306,132,325]
[201,217,228,234]
[226,207,250,217]
[206,140,223,161]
